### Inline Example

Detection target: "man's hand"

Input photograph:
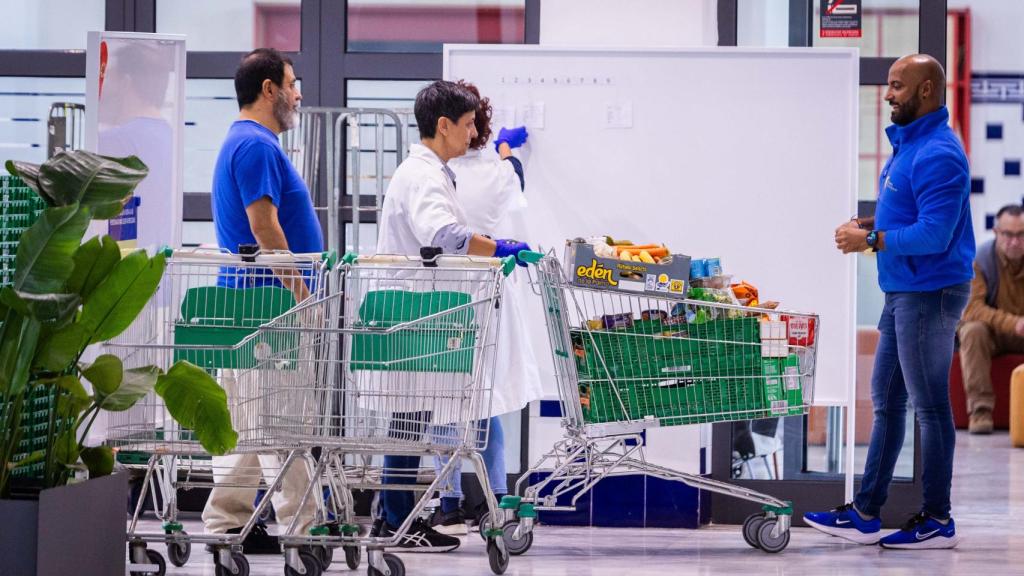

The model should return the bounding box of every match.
[835,225,870,254]
[1016,317,1024,337]
[835,219,860,236]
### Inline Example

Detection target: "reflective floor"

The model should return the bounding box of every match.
[131,431,1024,575]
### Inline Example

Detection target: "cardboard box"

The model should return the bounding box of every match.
[565,240,691,299]
[762,355,805,416]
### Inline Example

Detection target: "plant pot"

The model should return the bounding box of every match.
[0,473,127,576]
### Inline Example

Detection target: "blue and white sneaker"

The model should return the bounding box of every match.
[879,512,960,550]
[804,503,882,544]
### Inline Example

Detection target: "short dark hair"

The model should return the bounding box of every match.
[457,81,493,150]
[996,204,1023,221]
[234,48,293,109]
[414,80,479,139]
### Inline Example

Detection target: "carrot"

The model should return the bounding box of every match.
[643,247,670,258]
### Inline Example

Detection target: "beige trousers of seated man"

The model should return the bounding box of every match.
[202,368,317,535]
[958,321,1024,413]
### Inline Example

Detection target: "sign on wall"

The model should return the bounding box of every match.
[820,0,862,38]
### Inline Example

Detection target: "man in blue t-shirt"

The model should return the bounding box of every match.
[201,48,320,555]
[804,54,974,550]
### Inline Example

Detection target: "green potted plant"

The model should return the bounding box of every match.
[0,151,237,576]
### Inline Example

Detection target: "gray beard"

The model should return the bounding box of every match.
[273,91,297,131]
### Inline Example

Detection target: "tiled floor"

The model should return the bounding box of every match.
[131,431,1024,575]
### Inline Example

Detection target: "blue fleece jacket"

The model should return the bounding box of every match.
[875,107,975,293]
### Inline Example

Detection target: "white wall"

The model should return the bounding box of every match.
[1,0,104,50]
[540,0,718,47]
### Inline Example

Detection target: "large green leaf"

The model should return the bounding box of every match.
[80,445,115,478]
[0,288,80,328]
[0,310,41,396]
[54,375,92,418]
[35,151,148,216]
[13,204,91,294]
[4,159,50,205]
[53,429,79,466]
[81,354,123,396]
[156,361,237,455]
[78,250,165,344]
[83,357,159,412]
[66,235,121,301]
[34,322,87,373]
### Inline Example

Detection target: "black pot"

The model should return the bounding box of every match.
[0,473,127,576]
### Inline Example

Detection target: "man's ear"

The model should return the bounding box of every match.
[262,78,275,99]
[436,116,449,137]
[919,79,934,100]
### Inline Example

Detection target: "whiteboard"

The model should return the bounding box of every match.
[445,45,858,406]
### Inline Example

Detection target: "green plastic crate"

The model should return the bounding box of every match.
[350,289,477,373]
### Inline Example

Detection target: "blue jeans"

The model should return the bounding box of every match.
[381,411,431,528]
[432,416,508,499]
[853,283,970,519]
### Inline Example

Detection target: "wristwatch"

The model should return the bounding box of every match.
[866,230,879,252]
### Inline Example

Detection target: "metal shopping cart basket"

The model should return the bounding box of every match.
[495,249,819,555]
[104,247,335,576]
[252,252,520,576]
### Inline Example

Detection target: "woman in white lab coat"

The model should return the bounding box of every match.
[431,82,545,535]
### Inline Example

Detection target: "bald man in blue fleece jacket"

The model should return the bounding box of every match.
[804,54,975,550]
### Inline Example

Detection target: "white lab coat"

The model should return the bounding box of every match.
[449,148,544,416]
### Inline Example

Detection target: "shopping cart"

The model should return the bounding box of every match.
[104,247,335,576]
[496,249,819,554]
[253,252,519,576]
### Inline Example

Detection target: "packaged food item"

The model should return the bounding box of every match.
[781,314,816,346]
[690,258,708,280]
[601,313,634,330]
[587,319,604,330]
[706,258,722,276]
[641,309,668,321]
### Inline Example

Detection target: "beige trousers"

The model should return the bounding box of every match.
[958,321,1024,414]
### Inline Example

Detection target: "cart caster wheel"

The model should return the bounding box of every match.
[742,513,766,549]
[313,545,333,570]
[167,531,191,567]
[131,549,166,576]
[284,551,322,576]
[487,539,510,575]
[502,521,533,556]
[477,511,491,542]
[756,519,790,553]
[215,552,250,576]
[367,553,404,576]
[344,545,361,570]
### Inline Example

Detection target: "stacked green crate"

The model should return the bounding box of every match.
[575,316,776,426]
[7,387,74,480]
[0,175,47,287]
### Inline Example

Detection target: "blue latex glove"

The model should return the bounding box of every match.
[493,239,532,267]
[494,126,529,151]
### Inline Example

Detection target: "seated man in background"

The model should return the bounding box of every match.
[958,203,1024,434]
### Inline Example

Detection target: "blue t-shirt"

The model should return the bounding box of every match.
[212,120,322,255]
[212,120,323,288]
[875,107,975,293]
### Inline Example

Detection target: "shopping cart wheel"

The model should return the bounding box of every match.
[313,545,333,570]
[742,513,766,549]
[343,545,361,569]
[502,521,533,556]
[214,551,250,576]
[284,550,322,576]
[756,519,790,553]
[487,539,509,575]
[166,531,191,567]
[477,511,491,542]
[367,553,404,576]
[130,549,166,576]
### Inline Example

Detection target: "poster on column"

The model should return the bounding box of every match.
[85,31,186,251]
[820,0,862,38]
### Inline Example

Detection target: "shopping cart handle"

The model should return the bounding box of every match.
[322,250,338,269]
[501,256,516,277]
[341,251,359,265]
[518,250,545,265]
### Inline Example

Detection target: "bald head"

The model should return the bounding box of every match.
[885,54,946,125]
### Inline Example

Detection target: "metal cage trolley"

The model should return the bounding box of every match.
[255,252,520,576]
[495,248,820,555]
[105,247,335,576]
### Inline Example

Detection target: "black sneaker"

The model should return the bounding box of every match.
[431,508,468,536]
[206,524,280,555]
[380,519,461,553]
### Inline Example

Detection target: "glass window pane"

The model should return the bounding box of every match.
[0,0,104,50]
[0,77,86,173]
[157,0,300,52]
[347,0,525,53]
[859,86,893,201]
[737,0,791,48]
[813,0,919,58]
